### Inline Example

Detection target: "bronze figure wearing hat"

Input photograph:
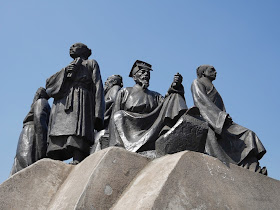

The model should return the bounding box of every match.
[108,60,187,152]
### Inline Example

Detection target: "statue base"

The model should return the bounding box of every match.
[1,147,279,210]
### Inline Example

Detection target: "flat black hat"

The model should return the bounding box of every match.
[129,60,153,77]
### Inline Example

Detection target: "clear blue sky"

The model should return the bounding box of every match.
[0,1,279,183]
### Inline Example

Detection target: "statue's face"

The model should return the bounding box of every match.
[133,69,150,89]
[70,44,85,58]
[104,76,122,93]
[104,78,114,91]
[204,67,217,81]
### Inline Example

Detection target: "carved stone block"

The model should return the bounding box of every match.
[156,112,208,156]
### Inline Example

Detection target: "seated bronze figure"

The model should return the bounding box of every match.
[108,60,188,152]
[191,65,267,175]
[91,75,123,153]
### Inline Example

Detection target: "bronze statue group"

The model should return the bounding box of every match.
[10,43,267,177]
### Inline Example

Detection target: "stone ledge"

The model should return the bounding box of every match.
[48,147,150,210]
[1,148,279,210]
[112,151,280,210]
[0,159,73,210]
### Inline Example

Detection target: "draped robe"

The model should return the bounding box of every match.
[10,98,50,175]
[104,85,122,128]
[90,85,122,153]
[46,59,104,159]
[191,78,266,165]
[109,84,187,152]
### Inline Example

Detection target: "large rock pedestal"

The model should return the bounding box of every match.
[112,151,280,210]
[0,147,149,210]
[48,147,149,210]
[0,159,72,210]
[1,147,280,210]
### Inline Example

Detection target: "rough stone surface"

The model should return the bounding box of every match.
[112,151,280,210]
[1,148,280,210]
[138,150,158,159]
[0,159,72,210]
[156,113,208,156]
[48,147,150,210]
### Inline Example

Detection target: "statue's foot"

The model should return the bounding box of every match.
[251,164,268,176]
[69,160,80,165]
[261,166,268,176]
[239,156,268,176]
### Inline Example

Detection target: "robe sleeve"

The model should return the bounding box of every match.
[108,89,128,147]
[46,68,67,99]
[191,79,227,135]
[33,99,51,160]
[105,85,121,110]
[166,84,185,100]
[90,60,105,131]
[104,85,122,126]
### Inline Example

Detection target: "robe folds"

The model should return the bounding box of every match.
[90,85,122,153]
[10,99,50,176]
[46,59,104,159]
[104,85,122,128]
[109,84,188,152]
[191,78,266,165]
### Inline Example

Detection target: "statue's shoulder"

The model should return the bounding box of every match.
[86,58,97,63]
[36,98,49,107]
[111,85,122,92]
[192,78,206,88]
[106,85,122,97]
[122,87,133,93]
[147,89,162,97]
[33,98,51,114]
[192,78,200,85]
[85,59,99,68]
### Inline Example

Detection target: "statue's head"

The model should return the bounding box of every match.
[32,87,49,105]
[196,65,217,81]
[104,75,123,93]
[129,60,152,89]
[70,43,92,59]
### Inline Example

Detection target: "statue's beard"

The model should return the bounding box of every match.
[136,78,149,89]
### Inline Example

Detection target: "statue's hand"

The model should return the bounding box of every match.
[66,64,77,73]
[225,115,233,126]
[94,118,104,132]
[66,64,78,78]
[172,72,183,87]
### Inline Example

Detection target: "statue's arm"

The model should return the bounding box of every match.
[33,99,50,159]
[111,88,127,114]
[108,89,127,147]
[105,86,121,109]
[166,73,185,100]
[45,68,67,99]
[90,60,105,131]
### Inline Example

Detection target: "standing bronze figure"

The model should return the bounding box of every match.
[46,43,104,164]
[10,87,50,175]
[191,65,267,174]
